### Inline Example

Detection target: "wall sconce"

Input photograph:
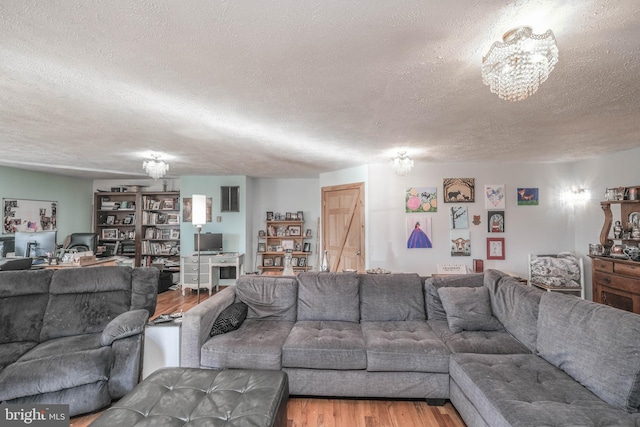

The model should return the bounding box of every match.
[562,188,591,206]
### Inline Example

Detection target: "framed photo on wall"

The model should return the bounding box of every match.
[487,237,505,260]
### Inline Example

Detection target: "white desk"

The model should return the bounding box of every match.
[181,253,244,294]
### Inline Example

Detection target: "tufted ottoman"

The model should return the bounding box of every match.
[89,368,288,427]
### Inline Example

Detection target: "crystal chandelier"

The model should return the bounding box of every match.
[390,151,414,176]
[482,26,558,102]
[142,154,169,180]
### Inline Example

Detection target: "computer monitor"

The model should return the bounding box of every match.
[66,233,98,254]
[194,232,223,253]
[14,230,58,258]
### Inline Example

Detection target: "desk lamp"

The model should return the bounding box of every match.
[192,194,207,303]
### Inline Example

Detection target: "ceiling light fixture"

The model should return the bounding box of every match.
[482,26,558,102]
[142,154,169,180]
[390,151,414,176]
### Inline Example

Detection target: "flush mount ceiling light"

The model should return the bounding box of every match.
[142,154,169,180]
[482,26,559,102]
[390,151,414,176]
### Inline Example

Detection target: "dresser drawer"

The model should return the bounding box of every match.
[593,258,613,273]
[593,271,640,294]
[614,262,640,277]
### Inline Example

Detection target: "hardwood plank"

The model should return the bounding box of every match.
[70,288,467,427]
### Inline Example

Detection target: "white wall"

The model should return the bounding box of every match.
[249,177,321,272]
[365,161,579,278]
[573,146,640,300]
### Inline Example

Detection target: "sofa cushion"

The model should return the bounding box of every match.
[0,345,112,401]
[485,272,542,352]
[424,273,484,321]
[428,320,529,354]
[359,273,426,321]
[0,269,53,344]
[530,252,581,289]
[209,302,248,336]
[537,292,640,413]
[40,267,135,341]
[450,353,638,427]
[201,319,294,370]
[236,275,298,321]
[438,286,502,333]
[0,342,38,371]
[361,321,449,373]
[297,272,359,322]
[282,321,366,370]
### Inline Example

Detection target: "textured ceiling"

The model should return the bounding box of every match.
[1,0,639,179]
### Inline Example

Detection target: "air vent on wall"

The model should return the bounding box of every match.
[221,186,240,212]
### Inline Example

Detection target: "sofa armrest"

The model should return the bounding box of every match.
[181,285,237,368]
[101,309,150,346]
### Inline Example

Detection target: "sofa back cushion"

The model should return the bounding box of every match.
[0,269,54,344]
[424,273,484,320]
[130,267,159,315]
[485,270,541,352]
[537,292,640,413]
[40,267,136,341]
[359,273,425,321]
[235,276,298,321]
[297,272,359,322]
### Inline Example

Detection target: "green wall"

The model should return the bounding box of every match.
[179,175,249,257]
[0,166,93,247]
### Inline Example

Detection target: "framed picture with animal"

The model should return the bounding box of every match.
[517,187,539,205]
[443,178,475,203]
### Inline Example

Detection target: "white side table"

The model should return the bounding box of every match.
[142,320,181,379]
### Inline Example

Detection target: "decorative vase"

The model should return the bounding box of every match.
[321,250,330,272]
[282,251,294,275]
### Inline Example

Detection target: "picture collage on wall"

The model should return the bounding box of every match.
[403,179,541,262]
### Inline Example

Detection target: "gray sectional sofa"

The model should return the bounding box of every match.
[0,266,159,416]
[181,270,640,426]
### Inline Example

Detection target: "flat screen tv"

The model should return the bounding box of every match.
[194,232,223,253]
[14,230,58,258]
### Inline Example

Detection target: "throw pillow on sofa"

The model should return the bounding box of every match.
[437,286,502,333]
[210,302,248,336]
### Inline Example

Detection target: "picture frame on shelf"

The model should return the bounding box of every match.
[162,199,174,210]
[170,229,180,239]
[286,212,292,220]
[274,256,282,267]
[288,225,301,236]
[281,239,294,250]
[123,214,135,225]
[295,242,302,251]
[258,230,266,237]
[257,243,266,252]
[299,257,306,267]
[291,257,299,267]
[263,257,273,267]
[106,215,116,225]
[102,229,118,240]
[266,211,274,221]
[303,242,311,252]
[487,237,505,260]
[305,229,312,237]
[297,211,304,221]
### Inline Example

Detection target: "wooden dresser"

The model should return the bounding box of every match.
[591,256,640,314]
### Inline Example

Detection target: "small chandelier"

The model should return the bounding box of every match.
[142,154,169,180]
[390,151,414,176]
[482,26,558,102]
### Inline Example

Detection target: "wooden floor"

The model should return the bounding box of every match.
[70,287,466,427]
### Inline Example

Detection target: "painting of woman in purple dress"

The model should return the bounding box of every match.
[407,217,432,248]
